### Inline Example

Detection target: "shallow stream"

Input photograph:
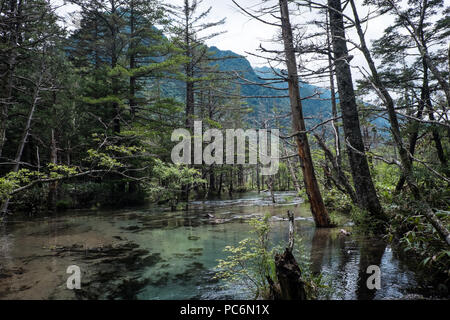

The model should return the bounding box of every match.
[0,192,427,300]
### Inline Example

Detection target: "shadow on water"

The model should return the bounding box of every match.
[310,228,332,275]
[0,191,432,299]
[306,224,426,300]
[355,239,386,300]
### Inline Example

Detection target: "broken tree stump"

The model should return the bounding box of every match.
[273,248,307,300]
[269,210,307,300]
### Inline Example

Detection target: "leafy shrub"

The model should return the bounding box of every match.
[145,159,205,210]
[350,204,387,235]
[214,214,328,299]
[10,185,47,214]
[322,187,353,214]
[214,214,276,299]
[386,200,450,286]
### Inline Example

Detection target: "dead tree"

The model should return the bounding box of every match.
[327,0,386,225]
[231,0,332,227]
[278,0,331,227]
[269,210,307,300]
[282,141,301,194]
[347,0,450,245]
[47,129,58,212]
[266,176,276,203]
[314,134,357,204]
[1,60,45,215]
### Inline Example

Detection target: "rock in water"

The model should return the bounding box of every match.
[339,229,351,236]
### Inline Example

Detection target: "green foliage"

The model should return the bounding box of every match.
[328,211,346,227]
[0,170,34,201]
[291,234,331,300]
[297,188,308,202]
[11,185,48,214]
[46,164,79,178]
[386,198,450,283]
[214,214,328,300]
[214,214,278,299]
[0,169,49,202]
[350,205,387,236]
[373,161,401,202]
[0,164,84,209]
[412,165,450,209]
[55,199,73,212]
[322,187,353,214]
[145,159,205,209]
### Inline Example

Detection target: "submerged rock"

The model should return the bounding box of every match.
[141,253,163,268]
[0,267,25,279]
[121,225,140,231]
[148,271,170,287]
[187,248,203,256]
[51,241,156,300]
[174,262,206,282]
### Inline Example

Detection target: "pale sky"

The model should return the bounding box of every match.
[170,0,395,69]
[54,0,449,87]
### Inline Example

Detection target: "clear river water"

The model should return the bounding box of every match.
[0,191,432,300]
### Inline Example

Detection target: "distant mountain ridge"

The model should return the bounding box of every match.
[210,46,336,128]
[208,46,389,134]
[68,23,388,134]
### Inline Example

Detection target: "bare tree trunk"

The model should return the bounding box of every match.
[209,166,216,194]
[349,0,449,244]
[218,168,223,196]
[66,139,71,166]
[126,1,140,196]
[329,0,385,225]
[0,1,21,157]
[417,6,447,169]
[427,108,447,169]
[267,176,275,203]
[349,0,417,179]
[228,168,233,197]
[326,10,341,167]
[268,211,307,300]
[279,0,331,227]
[314,134,357,204]
[283,142,301,194]
[256,130,261,193]
[256,161,261,193]
[1,70,43,215]
[180,0,195,202]
[47,129,58,212]
[395,87,426,192]
[184,0,194,133]
[13,78,41,172]
[129,0,137,120]
[238,164,244,190]
[110,2,121,135]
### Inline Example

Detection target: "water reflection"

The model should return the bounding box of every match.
[0,192,422,300]
[310,228,332,275]
[355,239,386,300]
